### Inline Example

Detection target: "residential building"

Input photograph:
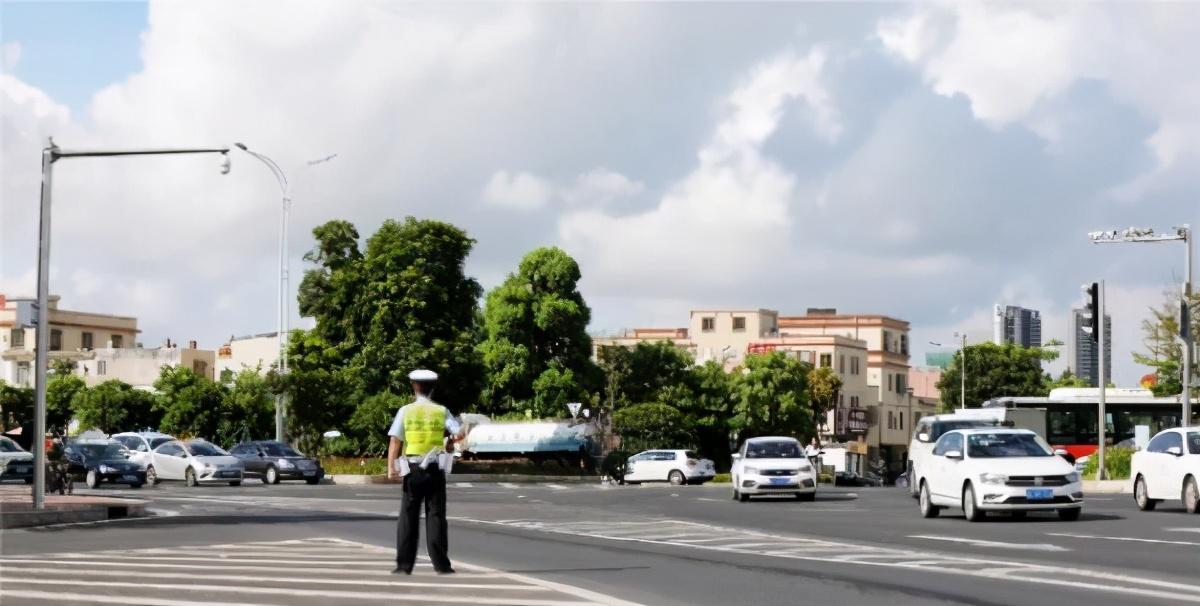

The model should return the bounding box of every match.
[993,305,1042,347]
[908,366,942,401]
[590,328,694,360]
[1068,308,1112,387]
[215,332,281,383]
[0,294,139,389]
[78,341,216,388]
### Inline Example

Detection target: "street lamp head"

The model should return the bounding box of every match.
[928,341,942,347]
[234,142,249,151]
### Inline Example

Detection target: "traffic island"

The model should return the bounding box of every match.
[0,485,147,529]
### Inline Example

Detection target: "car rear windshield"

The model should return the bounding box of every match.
[261,443,302,457]
[966,433,1053,458]
[149,437,173,449]
[746,441,802,459]
[684,451,700,460]
[931,421,992,440]
[186,442,229,457]
[0,437,22,453]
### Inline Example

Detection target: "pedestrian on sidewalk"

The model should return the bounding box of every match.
[387,369,462,575]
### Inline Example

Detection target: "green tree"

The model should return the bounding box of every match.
[612,403,695,453]
[0,380,34,431]
[218,368,275,446]
[806,366,842,439]
[298,220,365,348]
[50,358,77,376]
[47,374,86,433]
[733,352,814,440]
[153,366,227,439]
[480,247,596,414]
[123,387,159,432]
[275,329,360,454]
[1133,291,1199,397]
[70,380,133,433]
[675,361,738,463]
[348,391,405,456]
[937,342,1050,409]
[1046,369,1090,392]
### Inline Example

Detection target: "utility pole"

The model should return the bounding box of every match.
[1097,280,1107,480]
[960,332,966,410]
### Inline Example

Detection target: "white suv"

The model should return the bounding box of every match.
[731,437,818,502]
[915,428,1083,521]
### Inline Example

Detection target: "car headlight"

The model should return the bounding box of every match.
[1064,472,1080,483]
[202,463,215,472]
[98,465,114,474]
[743,467,760,475]
[278,459,295,469]
[979,472,1007,485]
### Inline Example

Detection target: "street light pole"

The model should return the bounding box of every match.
[1089,226,1192,424]
[32,139,231,509]
[234,144,337,442]
[929,334,967,410]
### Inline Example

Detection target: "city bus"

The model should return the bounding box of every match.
[982,388,1192,458]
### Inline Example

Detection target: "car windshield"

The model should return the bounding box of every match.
[0,437,23,453]
[149,437,173,449]
[1187,432,1200,455]
[186,442,229,457]
[684,450,700,460]
[261,443,302,457]
[73,443,127,460]
[932,421,991,440]
[966,433,1053,458]
[746,441,802,459]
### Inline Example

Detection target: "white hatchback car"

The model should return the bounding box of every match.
[146,439,244,487]
[112,432,176,468]
[1131,426,1200,513]
[731,437,818,502]
[916,428,1083,521]
[624,450,716,485]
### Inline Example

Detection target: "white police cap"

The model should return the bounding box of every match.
[408,369,438,382]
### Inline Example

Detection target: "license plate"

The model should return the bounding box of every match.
[122,475,138,482]
[303,470,316,476]
[1026,488,1053,501]
[770,477,791,485]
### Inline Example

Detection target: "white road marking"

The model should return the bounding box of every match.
[499,482,519,489]
[0,591,268,606]
[543,483,569,490]
[1048,532,1200,547]
[454,482,474,488]
[696,498,726,502]
[909,535,1070,552]
[1166,527,1200,534]
[0,567,546,590]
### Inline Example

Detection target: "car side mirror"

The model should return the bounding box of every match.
[1166,446,1184,457]
[944,450,963,460]
[917,433,930,443]
[731,454,741,460]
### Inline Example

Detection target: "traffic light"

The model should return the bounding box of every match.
[1082,282,1099,343]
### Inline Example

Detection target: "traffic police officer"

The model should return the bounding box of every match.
[387,369,461,575]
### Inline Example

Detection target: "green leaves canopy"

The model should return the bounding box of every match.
[937,342,1051,409]
[733,352,814,440]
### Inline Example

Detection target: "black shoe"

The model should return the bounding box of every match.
[436,568,456,575]
[392,567,412,575]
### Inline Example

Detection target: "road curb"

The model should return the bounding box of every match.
[0,500,147,529]
[1083,479,1131,494]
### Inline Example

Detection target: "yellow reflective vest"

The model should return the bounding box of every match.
[403,402,447,456]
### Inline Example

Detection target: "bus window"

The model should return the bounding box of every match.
[1077,408,1098,444]
[1048,410,1076,444]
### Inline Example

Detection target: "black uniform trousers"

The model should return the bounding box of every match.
[396,463,451,572]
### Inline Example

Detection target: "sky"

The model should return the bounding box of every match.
[2,1,1199,388]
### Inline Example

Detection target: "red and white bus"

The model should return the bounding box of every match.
[982,388,1193,459]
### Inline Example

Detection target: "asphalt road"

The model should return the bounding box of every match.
[2,479,1199,605]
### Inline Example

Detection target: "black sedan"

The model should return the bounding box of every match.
[230,440,324,485]
[64,440,147,488]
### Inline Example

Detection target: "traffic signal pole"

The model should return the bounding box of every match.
[1097,280,1107,481]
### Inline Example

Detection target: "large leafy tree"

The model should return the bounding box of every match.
[480,247,596,415]
[348,391,405,456]
[675,360,738,463]
[298,218,484,411]
[46,374,86,433]
[218,369,275,446]
[70,380,133,433]
[612,402,695,453]
[1046,369,1091,392]
[733,352,814,440]
[806,366,842,439]
[153,366,227,439]
[275,329,360,454]
[1133,291,1199,397]
[0,380,34,433]
[937,342,1052,409]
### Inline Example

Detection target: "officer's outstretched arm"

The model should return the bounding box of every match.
[387,437,402,479]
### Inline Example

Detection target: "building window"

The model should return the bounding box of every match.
[900,334,909,356]
[11,329,24,348]
[888,410,895,430]
[50,329,62,351]
[838,355,845,373]
[111,335,124,348]
[887,373,893,391]
[899,412,905,430]
[850,356,859,375]
[701,317,715,332]
[82,332,94,350]
[819,353,832,368]
[850,396,859,407]
[193,360,209,377]
[896,374,906,394]
[16,362,30,386]
[98,361,107,376]
[732,316,746,331]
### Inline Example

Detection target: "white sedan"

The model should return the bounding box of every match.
[1131,426,1200,513]
[916,428,1083,521]
[146,439,244,487]
[624,450,716,485]
[731,436,818,502]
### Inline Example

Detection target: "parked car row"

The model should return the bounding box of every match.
[0,431,324,489]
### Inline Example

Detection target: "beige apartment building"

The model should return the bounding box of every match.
[215,332,281,383]
[0,295,139,389]
[79,341,216,388]
[595,307,936,479]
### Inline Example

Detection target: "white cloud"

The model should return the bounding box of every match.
[562,168,644,207]
[1,42,21,72]
[481,170,554,210]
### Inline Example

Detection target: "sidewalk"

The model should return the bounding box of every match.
[0,485,147,529]
[1083,479,1131,494]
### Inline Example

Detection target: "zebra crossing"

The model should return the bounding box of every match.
[455,517,1200,604]
[0,537,640,606]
